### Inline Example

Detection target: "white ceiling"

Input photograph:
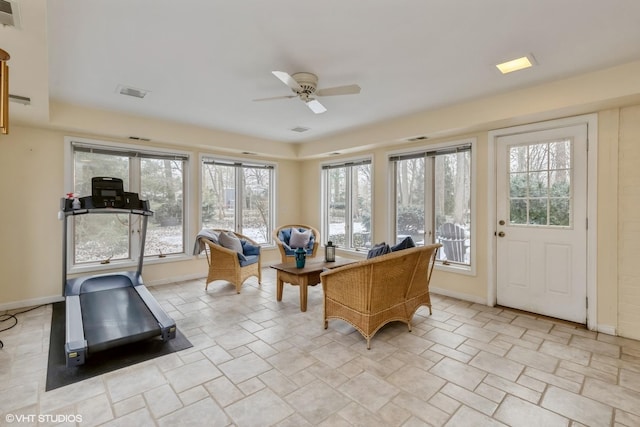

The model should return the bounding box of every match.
[5,1,640,143]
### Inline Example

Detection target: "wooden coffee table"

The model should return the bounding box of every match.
[271,257,356,312]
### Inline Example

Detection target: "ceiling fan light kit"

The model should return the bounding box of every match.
[254,70,361,114]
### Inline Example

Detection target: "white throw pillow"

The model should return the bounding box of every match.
[289,228,311,249]
[219,231,243,254]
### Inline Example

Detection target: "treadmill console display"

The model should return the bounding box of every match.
[92,177,125,208]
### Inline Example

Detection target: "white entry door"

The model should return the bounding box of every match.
[496,124,588,323]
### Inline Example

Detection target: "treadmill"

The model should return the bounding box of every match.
[61,177,176,367]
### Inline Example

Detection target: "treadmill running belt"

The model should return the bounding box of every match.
[80,287,160,352]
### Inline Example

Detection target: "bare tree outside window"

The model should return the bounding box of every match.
[392,145,472,265]
[201,160,274,244]
[71,145,187,265]
[324,160,372,250]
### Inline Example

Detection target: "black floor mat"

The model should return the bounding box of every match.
[46,301,192,391]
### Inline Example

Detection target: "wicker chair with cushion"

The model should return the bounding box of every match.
[320,243,441,349]
[195,229,262,294]
[273,224,320,263]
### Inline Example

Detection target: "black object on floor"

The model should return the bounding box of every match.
[46,301,192,391]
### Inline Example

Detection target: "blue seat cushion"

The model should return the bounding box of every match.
[238,254,259,267]
[241,240,261,256]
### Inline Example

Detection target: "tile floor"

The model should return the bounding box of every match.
[1,268,640,426]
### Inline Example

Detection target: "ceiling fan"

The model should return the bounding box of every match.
[253,71,361,114]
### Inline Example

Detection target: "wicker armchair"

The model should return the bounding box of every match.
[321,243,441,349]
[197,229,262,294]
[273,224,320,263]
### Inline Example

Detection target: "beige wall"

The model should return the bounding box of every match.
[618,105,640,339]
[0,125,298,308]
[300,105,638,337]
[1,73,639,340]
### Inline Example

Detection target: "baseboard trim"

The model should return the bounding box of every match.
[0,295,64,311]
[146,273,206,287]
[0,273,207,311]
[430,287,487,305]
[597,324,617,336]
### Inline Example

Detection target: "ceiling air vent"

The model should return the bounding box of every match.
[0,0,21,28]
[290,126,310,133]
[117,85,149,99]
[407,135,428,142]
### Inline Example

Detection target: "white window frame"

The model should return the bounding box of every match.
[199,154,276,246]
[388,138,476,275]
[321,155,373,253]
[64,136,192,274]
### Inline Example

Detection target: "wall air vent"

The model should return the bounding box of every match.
[9,94,29,105]
[0,0,21,28]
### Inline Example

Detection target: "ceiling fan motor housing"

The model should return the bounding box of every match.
[291,72,318,95]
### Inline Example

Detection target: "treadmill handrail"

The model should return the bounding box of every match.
[62,208,153,216]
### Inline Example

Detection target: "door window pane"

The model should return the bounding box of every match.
[510,199,528,224]
[508,139,572,228]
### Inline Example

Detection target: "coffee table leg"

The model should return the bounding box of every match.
[300,280,307,311]
[276,274,284,302]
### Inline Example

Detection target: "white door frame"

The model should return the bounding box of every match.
[487,114,598,330]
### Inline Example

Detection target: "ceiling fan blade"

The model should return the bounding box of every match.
[305,99,327,114]
[316,84,361,97]
[253,95,297,102]
[272,71,302,92]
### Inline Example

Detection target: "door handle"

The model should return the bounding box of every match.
[498,231,505,237]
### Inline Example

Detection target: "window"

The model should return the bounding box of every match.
[69,140,188,266]
[508,139,571,226]
[201,157,274,244]
[390,142,472,266]
[322,158,372,251]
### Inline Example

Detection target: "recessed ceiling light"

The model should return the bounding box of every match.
[496,55,535,74]
[116,84,149,99]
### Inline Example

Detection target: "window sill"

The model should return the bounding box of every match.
[67,253,192,276]
[435,261,475,276]
[336,249,475,275]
